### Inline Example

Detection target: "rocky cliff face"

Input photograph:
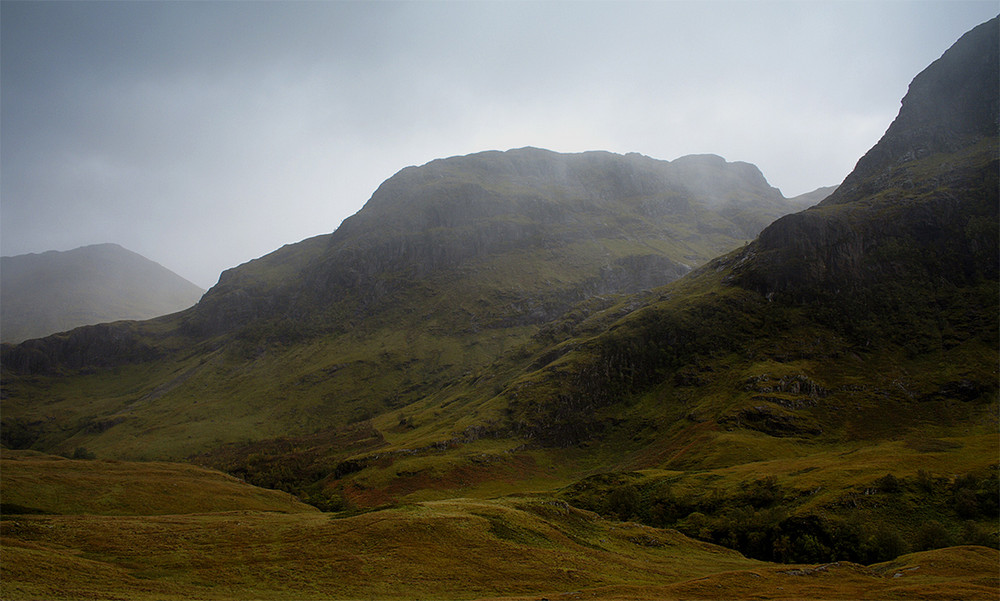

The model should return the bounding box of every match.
[829,18,998,202]
[187,148,804,336]
[502,17,999,448]
[3,321,161,374]
[730,16,999,300]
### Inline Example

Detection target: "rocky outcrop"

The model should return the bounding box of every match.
[1,321,161,374]
[829,17,998,203]
[181,240,323,336]
[729,17,999,300]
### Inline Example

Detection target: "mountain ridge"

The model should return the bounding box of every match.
[4,149,813,372]
[830,17,998,203]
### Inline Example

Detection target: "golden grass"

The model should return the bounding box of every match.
[655,432,1000,511]
[0,450,315,515]
[1,497,757,600]
[2,453,996,601]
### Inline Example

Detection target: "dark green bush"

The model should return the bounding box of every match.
[913,520,953,551]
[71,447,96,460]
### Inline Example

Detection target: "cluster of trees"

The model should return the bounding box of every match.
[562,468,999,564]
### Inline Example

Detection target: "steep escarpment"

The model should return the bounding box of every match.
[831,17,998,201]
[2,321,163,374]
[729,16,998,312]
[732,143,997,303]
[716,17,999,329]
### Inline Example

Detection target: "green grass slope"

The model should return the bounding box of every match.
[0,450,315,516]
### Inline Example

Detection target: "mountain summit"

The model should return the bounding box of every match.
[187,148,805,337]
[834,17,998,201]
[732,17,998,300]
[1,244,204,343]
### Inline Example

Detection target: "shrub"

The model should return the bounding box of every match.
[915,469,940,493]
[71,447,96,460]
[960,521,998,548]
[869,526,908,562]
[913,520,953,551]
[875,473,901,494]
[742,475,782,508]
[605,485,641,520]
[678,511,711,540]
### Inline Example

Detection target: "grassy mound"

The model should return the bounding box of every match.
[0,450,316,516]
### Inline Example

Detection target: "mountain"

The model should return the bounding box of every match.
[1,17,997,598]
[786,184,837,207]
[1,243,204,343]
[0,149,810,450]
[186,148,801,337]
[491,15,998,560]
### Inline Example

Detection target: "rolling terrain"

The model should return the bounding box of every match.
[2,451,996,601]
[1,16,998,601]
[1,243,204,343]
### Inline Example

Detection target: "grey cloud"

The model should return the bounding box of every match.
[3,1,997,288]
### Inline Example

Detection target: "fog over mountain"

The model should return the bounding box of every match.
[1,2,995,288]
[1,243,204,343]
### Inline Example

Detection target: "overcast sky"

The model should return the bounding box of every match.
[2,1,996,289]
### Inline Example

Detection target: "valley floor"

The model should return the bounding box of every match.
[3,493,997,600]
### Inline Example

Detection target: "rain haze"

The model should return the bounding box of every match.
[2,1,997,289]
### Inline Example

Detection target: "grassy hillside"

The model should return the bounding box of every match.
[1,455,995,601]
[1,149,809,462]
[0,450,315,516]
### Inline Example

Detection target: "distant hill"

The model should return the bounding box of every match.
[1,243,204,343]
[787,184,837,207]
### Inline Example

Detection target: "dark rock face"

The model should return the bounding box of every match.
[2,322,161,374]
[182,235,331,336]
[189,148,800,335]
[731,17,999,300]
[830,17,999,202]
